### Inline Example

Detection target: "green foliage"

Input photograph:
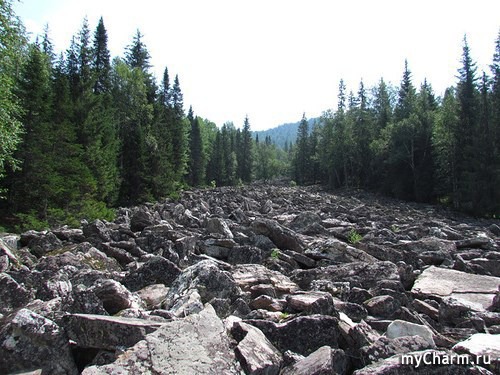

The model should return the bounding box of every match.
[279,312,290,320]
[270,248,280,259]
[347,229,363,244]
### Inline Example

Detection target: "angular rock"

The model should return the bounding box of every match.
[245,314,340,356]
[292,261,400,290]
[64,313,165,350]
[233,322,283,375]
[251,218,304,253]
[130,209,155,232]
[206,217,234,238]
[352,349,489,374]
[281,346,347,375]
[0,272,33,314]
[228,245,265,265]
[122,256,181,292]
[232,264,299,296]
[0,309,78,375]
[386,320,435,347]
[453,333,500,373]
[411,266,500,311]
[163,260,242,317]
[363,295,401,318]
[92,279,142,315]
[305,238,378,264]
[136,284,169,309]
[28,232,63,257]
[250,295,286,312]
[286,291,337,316]
[359,336,437,367]
[82,220,112,246]
[81,305,241,374]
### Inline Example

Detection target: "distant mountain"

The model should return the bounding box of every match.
[253,117,318,149]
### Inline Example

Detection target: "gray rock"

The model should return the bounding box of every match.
[281,346,347,375]
[28,232,63,257]
[452,333,500,373]
[411,266,500,311]
[386,320,435,347]
[233,322,283,375]
[163,260,242,317]
[292,261,400,290]
[82,220,112,246]
[228,245,265,265]
[81,305,242,374]
[286,291,337,316]
[251,218,304,253]
[122,256,181,292]
[232,264,299,296]
[363,295,401,318]
[245,314,340,356]
[359,336,436,367]
[352,349,488,374]
[92,279,142,315]
[64,313,165,350]
[0,309,78,375]
[136,284,170,309]
[130,209,155,232]
[206,217,234,238]
[0,273,33,314]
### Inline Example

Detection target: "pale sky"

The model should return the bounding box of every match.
[14,0,500,130]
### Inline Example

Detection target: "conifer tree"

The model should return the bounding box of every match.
[293,113,311,184]
[188,108,205,186]
[239,116,253,183]
[0,0,27,185]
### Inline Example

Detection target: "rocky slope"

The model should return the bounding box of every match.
[1,184,499,374]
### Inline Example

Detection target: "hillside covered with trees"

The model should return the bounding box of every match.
[1,0,499,231]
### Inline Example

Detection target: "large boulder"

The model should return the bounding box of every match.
[244,314,340,356]
[64,313,165,350]
[232,321,283,375]
[386,320,435,347]
[0,273,33,314]
[232,264,299,297]
[81,305,242,374]
[163,260,242,317]
[0,309,78,375]
[453,333,500,373]
[292,261,401,290]
[411,266,500,311]
[251,218,304,253]
[122,256,181,292]
[281,346,347,375]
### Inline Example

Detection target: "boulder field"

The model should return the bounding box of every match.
[1,184,499,374]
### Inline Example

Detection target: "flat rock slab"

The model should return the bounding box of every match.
[82,305,241,375]
[411,266,500,310]
[453,333,500,373]
[64,313,165,350]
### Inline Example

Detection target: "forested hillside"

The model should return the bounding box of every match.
[1,0,499,231]
[253,117,317,149]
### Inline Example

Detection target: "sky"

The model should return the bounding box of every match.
[14,0,500,131]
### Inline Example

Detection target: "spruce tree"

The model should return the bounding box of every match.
[188,108,205,187]
[0,0,27,185]
[455,36,479,210]
[93,17,111,94]
[293,113,311,184]
[239,116,253,183]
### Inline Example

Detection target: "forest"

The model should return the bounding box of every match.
[1,0,499,231]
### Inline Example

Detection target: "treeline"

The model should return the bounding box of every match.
[0,3,290,229]
[291,35,500,216]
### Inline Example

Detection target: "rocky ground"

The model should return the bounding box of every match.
[1,184,499,374]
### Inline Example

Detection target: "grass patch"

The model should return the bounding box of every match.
[347,229,363,244]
